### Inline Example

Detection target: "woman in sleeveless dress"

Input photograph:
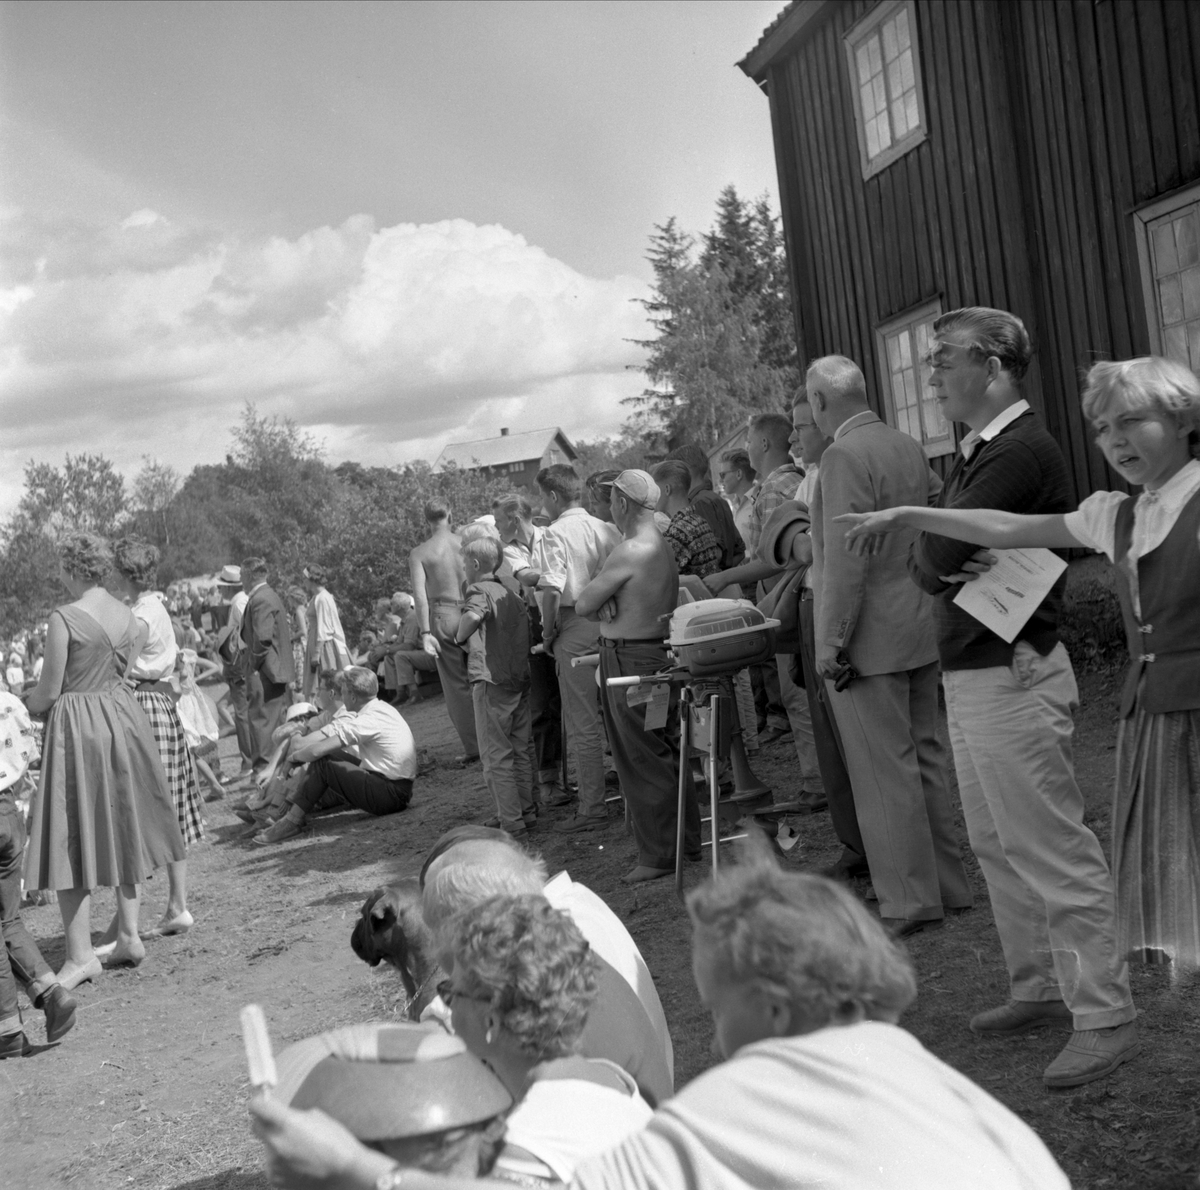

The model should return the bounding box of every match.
[838,356,1200,969]
[23,533,185,990]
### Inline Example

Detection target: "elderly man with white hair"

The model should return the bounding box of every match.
[383,590,438,706]
[418,827,674,1108]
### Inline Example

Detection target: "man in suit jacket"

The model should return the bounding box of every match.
[807,355,971,935]
[241,556,294,772]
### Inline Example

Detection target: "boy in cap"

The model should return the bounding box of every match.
[577,471,701,883]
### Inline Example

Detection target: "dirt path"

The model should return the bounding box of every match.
[3,675,1198,1188]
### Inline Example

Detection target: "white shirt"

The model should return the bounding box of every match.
[227,590,249,655]
[534,507,621,606]
[795,464,820,591]
[1064,458,1200,617]
[959,399,1031,460]
[573,1022,1069,1190]
[543,871,674,1081]
[128,591,178,681]
[330,698,416,780]
[311,587,348,646]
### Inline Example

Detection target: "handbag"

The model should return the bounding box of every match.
[757,566,808,654]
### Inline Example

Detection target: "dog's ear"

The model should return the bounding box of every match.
[369,886,402,931]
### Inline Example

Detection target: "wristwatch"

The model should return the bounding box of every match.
[375,1168,405,1189]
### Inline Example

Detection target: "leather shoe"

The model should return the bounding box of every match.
[622,865,672,884]
[540,788,574,808]
[253,816,304,845]
[881,916,945,938]
[41,984,78,1043]
[1043,1022,1140,1088]
[970,999,1072,1037]
[818,856,870,881]
[0,1030,30,1059]
[554,814,606,834]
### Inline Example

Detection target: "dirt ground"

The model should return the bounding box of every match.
[3,671,1198,1189]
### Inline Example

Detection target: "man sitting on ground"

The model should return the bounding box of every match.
[254,666,416,845]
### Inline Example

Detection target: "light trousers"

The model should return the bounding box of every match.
[778,654,823,791]
[431,603,480,759]
[552,608,606,819]
[828,662,972,921]
[472,681,535,832]
[944,643,1134,1028]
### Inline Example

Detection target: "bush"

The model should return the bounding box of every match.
[1058,556,1127,677]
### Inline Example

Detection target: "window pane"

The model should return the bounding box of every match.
[896,6,911,50]
[1160,274,1184,325]
[882,17,898,62]
[868,35,882,77]
[922,395,950,441]
[1176,213,1199,269]
[875,113,892,153]
[897,329,912,368]
[886,333,902,373]
[1182,266,1200,320]
[903,368,919,412]
[1152,221,1179,275]
[1163,322,1188,364]
[887,58,903,101]
[1189,320,1200,371]
[900,48,915,93]
[873,73,888,111]
[905,90,920,131]
[860,81,878,119]
[891,98,908,138]
[856,41,874,85]
[866,115,881,159]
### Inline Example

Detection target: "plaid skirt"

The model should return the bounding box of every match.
[1113,704,1200,969]
[134,689,205,846]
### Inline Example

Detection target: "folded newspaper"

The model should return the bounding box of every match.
[952,548,1067,643]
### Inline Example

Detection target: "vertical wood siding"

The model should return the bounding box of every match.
[765,0,1200,499]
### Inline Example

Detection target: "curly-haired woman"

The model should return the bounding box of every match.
[107,537,203,939]
[24,532,185,989]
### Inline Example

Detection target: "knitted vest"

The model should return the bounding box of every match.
[1112,487,1200,716]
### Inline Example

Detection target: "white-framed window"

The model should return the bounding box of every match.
[844,0,927,181]
[875,298,954,458]
[1134,183,1200,370]
[506,461,525,474]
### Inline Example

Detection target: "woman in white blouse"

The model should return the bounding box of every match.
[838,356,1200,971]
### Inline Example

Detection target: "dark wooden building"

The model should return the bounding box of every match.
[740,0,1200,499]
[434,426,577,492]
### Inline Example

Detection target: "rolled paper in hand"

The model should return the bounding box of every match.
[241,1004,278,1092]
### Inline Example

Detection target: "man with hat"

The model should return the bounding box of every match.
[215,563,253,773]
[577,470,700,883]
[240,557,294,774]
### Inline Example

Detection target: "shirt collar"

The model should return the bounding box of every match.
[1138,457,1200,508]
[556,507,587,521]
[960,400,1031,460]
[249,580,267,595]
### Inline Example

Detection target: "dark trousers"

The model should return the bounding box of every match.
[224,660,253,765]
[291,752,412,818]
[796,594,867,865]
[247,671,292,770]
[599,641,699,869]
[529,650,562,783]
[0,800,54,1034]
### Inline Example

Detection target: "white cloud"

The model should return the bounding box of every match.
[0,210,651,514]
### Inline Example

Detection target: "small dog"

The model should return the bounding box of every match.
[350,879,443,1020]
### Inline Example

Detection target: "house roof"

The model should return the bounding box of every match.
[434,427,577,471]
[738,0,832,82]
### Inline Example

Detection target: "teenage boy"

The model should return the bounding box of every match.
[456,537,537,837]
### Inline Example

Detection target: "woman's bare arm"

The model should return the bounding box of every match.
[25,612,69,713]
[836,508,1083,553]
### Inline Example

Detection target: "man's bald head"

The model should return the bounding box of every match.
[806,354,870,437]
[421,839,548,936]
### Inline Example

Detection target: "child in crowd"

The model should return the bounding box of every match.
[176,646,225,800]
[839,355,1200,970]
[455,536,536,836]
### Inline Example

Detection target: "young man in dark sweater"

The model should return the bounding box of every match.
[910,307,1137,1089]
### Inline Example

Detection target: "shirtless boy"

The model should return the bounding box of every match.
[577,470,700,882]
[408,499,479,762]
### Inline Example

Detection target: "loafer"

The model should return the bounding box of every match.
[881,916,945,938]
[1043,1022,1140,1088]
[622,865,672,884]
[970,999,1073,1037]
[0,1030,30,1059]
[41,985,78,1043]
[252,817,304,846]
[554,814,606,834]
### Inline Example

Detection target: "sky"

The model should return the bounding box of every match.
[0,0,785,517]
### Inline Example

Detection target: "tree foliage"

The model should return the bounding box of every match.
[626,186,799,451]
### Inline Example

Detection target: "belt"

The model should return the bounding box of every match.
[133,679,178,700]
[600,636,667,648]
[433,597,462,607]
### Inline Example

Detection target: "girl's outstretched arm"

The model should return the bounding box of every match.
[835,507,1083,555]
